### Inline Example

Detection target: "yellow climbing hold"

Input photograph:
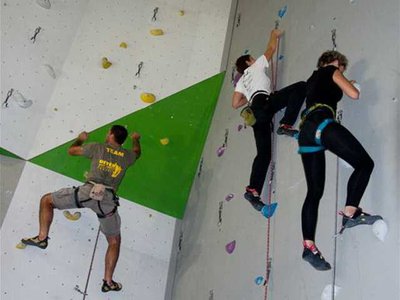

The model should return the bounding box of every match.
[150,29,164,36]
[178,10,185,16]
[140,93,156,103]
[16,242,27,249]
[160,138,169,145]
[63,210,81,221]
[102,57,112,69]
[119,42,127,48]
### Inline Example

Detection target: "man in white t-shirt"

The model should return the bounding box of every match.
[232,29,306,213]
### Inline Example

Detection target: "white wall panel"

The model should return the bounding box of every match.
[172,0,399,299]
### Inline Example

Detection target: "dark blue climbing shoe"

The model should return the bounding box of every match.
[302,243,331,271]
[244,187,264,212]
[276,124,298,137]
[339,208,383,234]
[21,235,49,249]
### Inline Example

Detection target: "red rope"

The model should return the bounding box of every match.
[263,37,280,300]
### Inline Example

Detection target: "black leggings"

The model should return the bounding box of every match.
[249,81,306,194]
[301,121,374,241]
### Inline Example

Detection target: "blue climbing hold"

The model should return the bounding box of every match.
[278,5,287,19]
[255,276,266,286]
[279,54,284,60]
[261,203,278,218]
[293,132,299,140]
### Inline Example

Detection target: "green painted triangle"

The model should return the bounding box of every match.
[30,72,225,219]
[0,147,24,160]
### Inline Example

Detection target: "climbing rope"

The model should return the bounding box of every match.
[331,28,340,300]
[263,30,281,300]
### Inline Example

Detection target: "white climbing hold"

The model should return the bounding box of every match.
[36,0,51,9]
[12,91,33,108]
[321,284,341,300]
[42,64,56,79]
[372,219,388,242]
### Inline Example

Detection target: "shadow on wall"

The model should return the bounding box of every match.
[342,58,381,211]
[173,166,214,284]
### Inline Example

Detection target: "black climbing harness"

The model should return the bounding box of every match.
[298,103,336,154]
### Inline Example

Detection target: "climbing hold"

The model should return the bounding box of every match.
[140,93,156,103]
[16,242,27,249]
[225,193,234,201]
[278,54,284,60]
[178,10,185,16]
[278,5,287,19]
[160,138,169,145]
[63,210,81,221]
[102,57,112,69]
[237,124,243,131]
[36,0,51,9]
[216,145,226,157]
[254,276,266,286]
[321,284,341,300]
[243,49,250,55]
[12,91,33,108]
[150,29,164,36]
[42,64,56,79]
[119,42,127,48]
[225,240,236,254]
[261,203,278,218]
[372,219,388,242]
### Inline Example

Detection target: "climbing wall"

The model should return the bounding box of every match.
[1,0,233,299]
[171,0,400,299]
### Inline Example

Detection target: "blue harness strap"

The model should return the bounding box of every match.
[298,118,335,154]
[315,118,335,145]
[298,145,325,154]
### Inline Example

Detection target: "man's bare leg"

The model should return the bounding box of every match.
[38,193,54,240]
[104,234,121,284]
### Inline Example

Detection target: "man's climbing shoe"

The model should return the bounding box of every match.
[339,208,383,234]
[101,280,122,293]
[276,124,299,137]
[21,235,49,249]
[244,187,265,212]
[302,243,331,271]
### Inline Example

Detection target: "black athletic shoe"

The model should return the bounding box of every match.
[101,280,122,292]
[339,208,383,234]
[302,244,331,271]
[244,187,264,212]
[21,235,49,249]
[276,124,299,137]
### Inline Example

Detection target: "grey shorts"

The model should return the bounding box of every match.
[51,183,121,237]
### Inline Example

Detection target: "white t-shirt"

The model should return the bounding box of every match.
[234,55,271,101]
